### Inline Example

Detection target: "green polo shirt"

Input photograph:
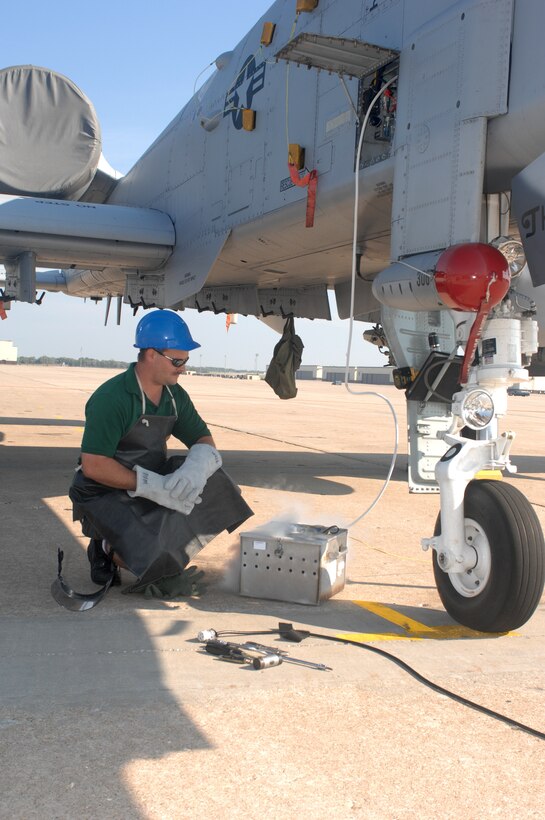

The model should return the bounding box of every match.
[81,363,211,457]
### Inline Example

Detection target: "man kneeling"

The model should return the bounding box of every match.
[69,309,253,596]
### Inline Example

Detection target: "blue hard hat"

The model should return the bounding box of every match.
[134,310,201,351]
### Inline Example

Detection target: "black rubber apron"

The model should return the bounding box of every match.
[69,379,253,586]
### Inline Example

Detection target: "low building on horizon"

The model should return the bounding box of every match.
[297,364,393,385]
[0,339,17,363]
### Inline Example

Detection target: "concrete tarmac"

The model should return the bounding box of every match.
[1,365,544,819]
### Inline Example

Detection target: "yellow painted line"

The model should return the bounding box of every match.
[336,632,423,643]
[334,600,515,642]
[336,626,510,643]
[354,600,437,634]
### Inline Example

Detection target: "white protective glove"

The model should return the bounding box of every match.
[164,443,222,503]
[127,465,195,515]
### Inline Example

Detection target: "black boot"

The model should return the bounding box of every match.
[87,539,121,586]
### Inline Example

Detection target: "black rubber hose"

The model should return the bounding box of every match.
[305,631,545,742]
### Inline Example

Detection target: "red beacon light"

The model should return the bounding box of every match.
[434,243,510,312]
[434,243,512,384]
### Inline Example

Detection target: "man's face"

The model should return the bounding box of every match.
[153,349,189,384]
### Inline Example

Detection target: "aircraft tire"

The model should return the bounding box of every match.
[432,479,545,632]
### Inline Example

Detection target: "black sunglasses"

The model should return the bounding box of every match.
[154,349,189,367]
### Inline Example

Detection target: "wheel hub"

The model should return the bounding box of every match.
[447,519,492,597]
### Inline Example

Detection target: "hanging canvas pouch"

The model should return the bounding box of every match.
[264,316,304,399]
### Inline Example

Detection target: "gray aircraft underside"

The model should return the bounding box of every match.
[0,0,544,331]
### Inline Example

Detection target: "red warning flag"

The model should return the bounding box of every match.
[288,163,318,228]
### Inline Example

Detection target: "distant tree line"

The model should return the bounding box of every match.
[17,357,246,373]
[18,356,130,368]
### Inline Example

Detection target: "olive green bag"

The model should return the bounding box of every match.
[264,316,304,399]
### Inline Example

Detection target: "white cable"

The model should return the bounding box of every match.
[396,259,433,280]
[285,14,299,153]
[344,76,399,529]
[193,61,215,94]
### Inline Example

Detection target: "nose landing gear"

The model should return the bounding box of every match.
[432,479,545,632]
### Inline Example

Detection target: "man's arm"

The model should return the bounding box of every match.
[81,435,216,491]
[81,453,137,490]
[195,435,216,447]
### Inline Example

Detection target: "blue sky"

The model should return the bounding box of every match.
[0,0,385,369]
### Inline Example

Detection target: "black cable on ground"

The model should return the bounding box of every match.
[212,626,545,742]
[308,632,545,742]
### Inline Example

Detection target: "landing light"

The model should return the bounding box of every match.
[491,236,526,279]
[459,389,495,430]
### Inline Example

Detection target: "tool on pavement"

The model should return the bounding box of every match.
[199,636,331,671]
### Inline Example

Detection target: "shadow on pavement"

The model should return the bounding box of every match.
[0,509,211,819]
[1,443,409,502]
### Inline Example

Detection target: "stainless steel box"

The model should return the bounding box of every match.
[239,523,348,605]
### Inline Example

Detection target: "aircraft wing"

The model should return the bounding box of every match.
[0,195,174,303]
